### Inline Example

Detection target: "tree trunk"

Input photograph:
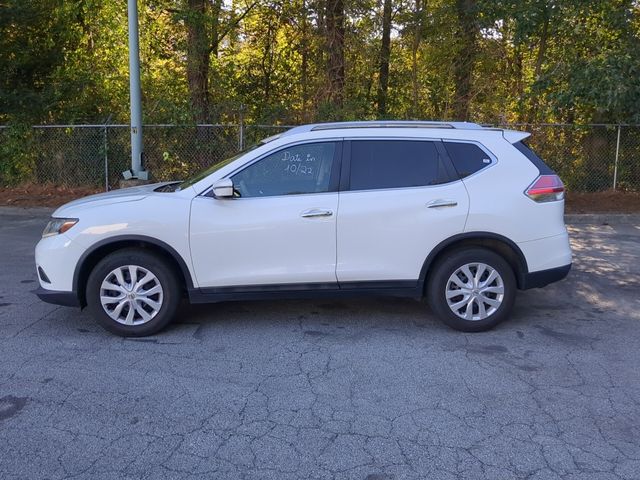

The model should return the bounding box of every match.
[301,0,310,122]
[533,8,549,81]
[261,21,276,105]
[582,115,613,192]
[513,43,525,122]
[377,0,392,117]
[325,0,345,114]
[527,5,549,123]
[185,0,210,124]
[411,0,424,118]
[452,0,477,121]
[210,0,222,58]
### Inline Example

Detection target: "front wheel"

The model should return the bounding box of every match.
[427,248,516,332]
[86,248,181,337]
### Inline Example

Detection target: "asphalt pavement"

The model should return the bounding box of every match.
[1,207,639,480]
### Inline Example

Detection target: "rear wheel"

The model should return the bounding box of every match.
[86,249,181,336]
[427,248,516,332]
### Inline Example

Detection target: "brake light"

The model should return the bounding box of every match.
[525,175,565,203]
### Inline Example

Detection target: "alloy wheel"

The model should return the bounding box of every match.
[99,265,164,325]
[445,262,505,321]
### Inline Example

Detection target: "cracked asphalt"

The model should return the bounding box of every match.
[1,207,640,480]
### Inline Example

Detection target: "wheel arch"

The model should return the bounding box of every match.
[73,235,194,307]
[418,232,529,291]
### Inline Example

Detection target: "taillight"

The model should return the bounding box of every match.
[525,175,565,203]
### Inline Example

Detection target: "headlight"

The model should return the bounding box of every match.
[42,218,79,238]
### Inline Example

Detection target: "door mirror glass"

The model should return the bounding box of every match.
[212,178,234,198]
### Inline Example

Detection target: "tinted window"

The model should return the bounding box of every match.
[232,142,336,197]
[443,142,492,178]
[513,141,555,175]
[349,140,450,190]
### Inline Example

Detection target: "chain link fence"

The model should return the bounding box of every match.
[497,124,640,192]
[0,123,639,192]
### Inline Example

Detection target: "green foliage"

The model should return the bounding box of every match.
[0,1,80,123]
[0,126,36,185]
[0,0,639,126]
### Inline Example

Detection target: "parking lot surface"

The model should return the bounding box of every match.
[1,207,639,480]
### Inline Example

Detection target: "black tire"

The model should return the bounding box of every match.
[86,248,181,337]
[427,247,516,332]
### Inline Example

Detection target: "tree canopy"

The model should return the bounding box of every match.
[1,0,639,126]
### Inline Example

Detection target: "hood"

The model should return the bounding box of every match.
[53,182,172,217]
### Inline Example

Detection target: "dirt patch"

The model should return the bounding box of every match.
[0,184,102,208]
[0,184,639,213]
[565,191,640,214]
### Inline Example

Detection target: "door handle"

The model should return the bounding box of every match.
[301,209,333,218]
[427,199,458,208]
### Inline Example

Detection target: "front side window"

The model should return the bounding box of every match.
[231,142,337,198]
[349,140,451,191]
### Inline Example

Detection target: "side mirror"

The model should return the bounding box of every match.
[212,178,234,198]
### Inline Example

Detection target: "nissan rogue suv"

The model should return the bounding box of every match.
[34,121,572,336]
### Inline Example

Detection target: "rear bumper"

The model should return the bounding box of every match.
[521,263,571,290]
[517,231,572,273]
[33,287,80,307]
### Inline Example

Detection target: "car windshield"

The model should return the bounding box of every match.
[177,144,260,191]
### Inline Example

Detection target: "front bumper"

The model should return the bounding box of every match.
[34,233,83,308]
[33,287,80,307]
[35,230,86,293]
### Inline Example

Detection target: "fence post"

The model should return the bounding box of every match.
[104,125,109,192]
[613,124,621,191]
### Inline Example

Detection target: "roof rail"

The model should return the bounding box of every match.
[307,120,484,132]
[277,120,489,138]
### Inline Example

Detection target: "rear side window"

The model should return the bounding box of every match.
[443,142,493,178]
[513,141,555,175]
[349,140,452,191]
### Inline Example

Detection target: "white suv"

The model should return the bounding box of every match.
[34,121,572,336]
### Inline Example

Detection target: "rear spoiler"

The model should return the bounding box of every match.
[502,129,531,144]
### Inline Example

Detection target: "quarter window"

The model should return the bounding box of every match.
[231,142,336,197]
[513,141,554,175]
[443,142,493,178]
[349,140,451,191]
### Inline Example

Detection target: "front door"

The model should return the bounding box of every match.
[190,141,341,288]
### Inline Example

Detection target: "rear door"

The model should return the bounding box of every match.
[336,139,469,284]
